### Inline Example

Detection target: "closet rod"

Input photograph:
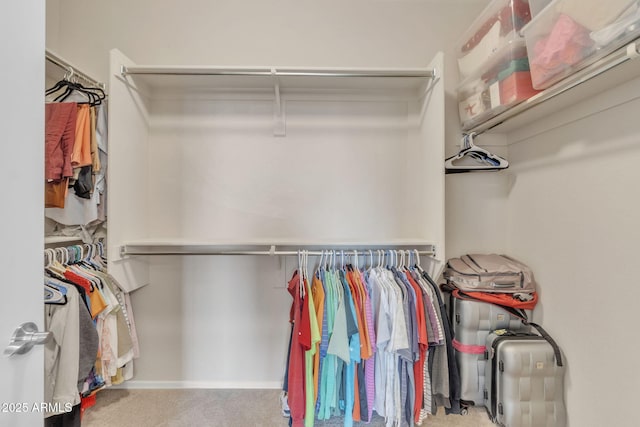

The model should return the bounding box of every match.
[120,246,436,257]
[120,66,436,79]
[120,250,436,257]
[46,48,106,90]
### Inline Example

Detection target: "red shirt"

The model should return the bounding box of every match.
[287,271,310,427]
[45,102,77,181]
[406,272,428,423]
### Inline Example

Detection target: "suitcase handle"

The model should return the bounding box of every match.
[526,322,564,367]
[491,281,517,288]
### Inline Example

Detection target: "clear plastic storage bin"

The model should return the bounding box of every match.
[522,0,640,89]
[528,0,552,19]
[458,39,539,130]
[457,0,533,80]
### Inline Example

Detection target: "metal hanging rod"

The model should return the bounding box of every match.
[46,48,106,90]
[45,236,105,249]
[120,65,436,79]
[120,243,436,257]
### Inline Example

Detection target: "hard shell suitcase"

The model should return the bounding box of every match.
[484,330,566,427]
[450,296,530,406]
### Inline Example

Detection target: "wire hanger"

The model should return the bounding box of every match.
[445,132,508,173]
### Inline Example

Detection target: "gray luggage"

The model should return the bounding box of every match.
[484,328,566,427]
[451,296,529,406]
[445,254,537,294]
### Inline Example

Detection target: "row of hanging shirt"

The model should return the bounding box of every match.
[284,250,460,427]
[44,71,109,237]
[44,242,139,422]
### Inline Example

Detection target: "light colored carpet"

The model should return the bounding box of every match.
[82,389,494,427]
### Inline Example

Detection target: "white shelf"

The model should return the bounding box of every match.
[120,65,436,97]
[45,48,105,89]
[44,236,84,246]
[467,39,640,135]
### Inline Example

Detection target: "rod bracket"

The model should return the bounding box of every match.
[627,41,640,59]
[271,68,286,137]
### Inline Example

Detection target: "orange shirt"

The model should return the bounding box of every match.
[351,270,373,360]
[345,271,367,360]
[71,104,93,168]
[311,275,325,402]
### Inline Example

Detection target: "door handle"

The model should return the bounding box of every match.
[3,322,52,357]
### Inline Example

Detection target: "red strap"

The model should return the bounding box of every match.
[452,289,538,310]
[452,338,485,355]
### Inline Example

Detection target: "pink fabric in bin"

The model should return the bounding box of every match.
[530,13,594,87]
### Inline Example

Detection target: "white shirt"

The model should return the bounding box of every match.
[45,284,81,417]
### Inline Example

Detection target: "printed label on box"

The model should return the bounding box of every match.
[489,81,501,110]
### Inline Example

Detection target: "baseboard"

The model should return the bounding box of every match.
[110,381,283,390]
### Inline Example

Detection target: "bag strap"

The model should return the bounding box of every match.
[452,338,485,355]
[448,287,530,322]
[526,322,563,367]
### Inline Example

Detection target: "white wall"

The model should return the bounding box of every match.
[445,134,510,256]
[48,0,494,387]
[49,0,499,261]
[45,1,640,425]
[50,0,488,161]
[505,76,640,427]
[46,0,61,51]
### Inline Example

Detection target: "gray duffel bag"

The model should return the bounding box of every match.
[444,254,536,294]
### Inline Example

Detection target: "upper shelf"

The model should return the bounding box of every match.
[44,236,84,247]
[46,48,105,89]
[467,39,640,135]
[119,64,437,97]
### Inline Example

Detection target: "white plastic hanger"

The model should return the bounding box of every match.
[297,250,305,297]
[316,250,324,277]
[303,250,309,285]
[445,132,508,173]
